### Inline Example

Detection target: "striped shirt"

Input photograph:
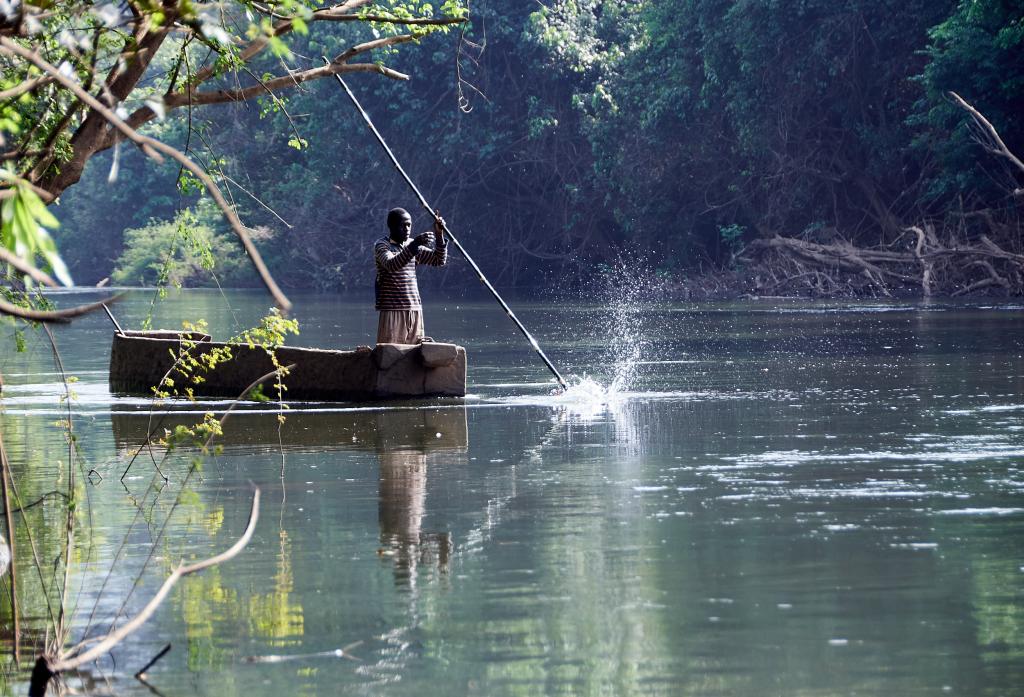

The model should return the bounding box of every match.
[374,233,447,310]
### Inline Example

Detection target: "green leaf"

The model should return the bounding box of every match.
[21,188,59,228]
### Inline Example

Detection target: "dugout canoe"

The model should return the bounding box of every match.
[108,330,467,400]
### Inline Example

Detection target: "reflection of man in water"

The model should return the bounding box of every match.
[378,448,452,587]
[378,449,427,585]
[376,408,465,587]
[374,208,447,345]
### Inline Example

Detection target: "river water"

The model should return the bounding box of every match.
[1,289,1023,696]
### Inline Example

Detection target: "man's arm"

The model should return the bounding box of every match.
[375,239,417,272]
[416,213,448,267]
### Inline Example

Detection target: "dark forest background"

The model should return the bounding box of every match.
[54,0,1023,296]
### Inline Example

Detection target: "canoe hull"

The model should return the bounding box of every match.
[108,331,467,400]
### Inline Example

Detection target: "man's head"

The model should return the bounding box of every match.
[387,208,413,243]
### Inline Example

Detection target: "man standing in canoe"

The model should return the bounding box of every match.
[374,207,448,344]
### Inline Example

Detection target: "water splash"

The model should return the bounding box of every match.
[600,261,658,392]
[556,374,621,404]
[540,375,621,422]
[543,261,658,404]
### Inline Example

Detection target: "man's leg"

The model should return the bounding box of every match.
[408,310,425,343]
[378,310,424,344]
[378,311,401,344]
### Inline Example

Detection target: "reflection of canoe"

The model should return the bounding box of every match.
[108,331,466,400]
[111,405,468,452]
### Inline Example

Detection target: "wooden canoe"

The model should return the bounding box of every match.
[108,330,467,400]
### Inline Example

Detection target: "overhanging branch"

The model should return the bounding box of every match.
[0,295,122,323]
[0,37,292,312]
[161,52,411,108]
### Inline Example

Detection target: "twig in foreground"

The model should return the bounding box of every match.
[134,643,172,679]
[0,294,123,323]
[28,488,259,695]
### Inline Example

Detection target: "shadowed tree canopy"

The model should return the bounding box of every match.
[0,0,467,310]
[4,0,1022,300]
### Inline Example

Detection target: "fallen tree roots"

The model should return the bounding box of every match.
[739,225,1024,298]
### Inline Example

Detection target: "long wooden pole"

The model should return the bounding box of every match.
[328,66,568,392]
[0,431,20,665]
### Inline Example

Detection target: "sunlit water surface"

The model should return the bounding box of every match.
[1,289,1023,696]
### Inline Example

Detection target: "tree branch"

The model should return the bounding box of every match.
[48,488,260,673]
[160,49,412,108]
[0,37,292,312]
[0,73,53,101]
[35,10,176,193]
[334,33,419,62]
[186,0,375,86]
[0,295,121,323]
[0,246,59,287]
[318,13,466,26]
[949,91,1024,195]
[0,179,54,202]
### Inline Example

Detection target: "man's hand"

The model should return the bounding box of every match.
[409,232,432,253]
[433,210,446,247]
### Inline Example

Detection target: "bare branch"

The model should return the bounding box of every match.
[162,52,412,108]
[318,13,466,26]
[321,0,376,16]
[0,37,292,312]
[0,246,59,287]
[48,488,260,673]
[949,91,1024,191]
[0,295,123,323]
[334,33,419,62]
[0,73,54,100]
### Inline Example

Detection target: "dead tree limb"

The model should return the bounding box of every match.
[949,91,1024,197]
[743,225,1024,297]
[29,488,260,696]
[907,225,934,297]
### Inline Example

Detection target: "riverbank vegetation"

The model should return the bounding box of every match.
[0,1,1022,301]
[14,0,1016,299]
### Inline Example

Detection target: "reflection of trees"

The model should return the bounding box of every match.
[416,405,672,697]
[178,527,304,671]
[971,556,1024,679]
[0,410,88,659]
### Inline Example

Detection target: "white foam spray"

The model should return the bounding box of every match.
[547,261,656,412]
[598,261,655,394]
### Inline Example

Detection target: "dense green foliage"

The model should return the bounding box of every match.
[111,206,252,287]
[0,0,467,298]
[49,0,1024,290]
